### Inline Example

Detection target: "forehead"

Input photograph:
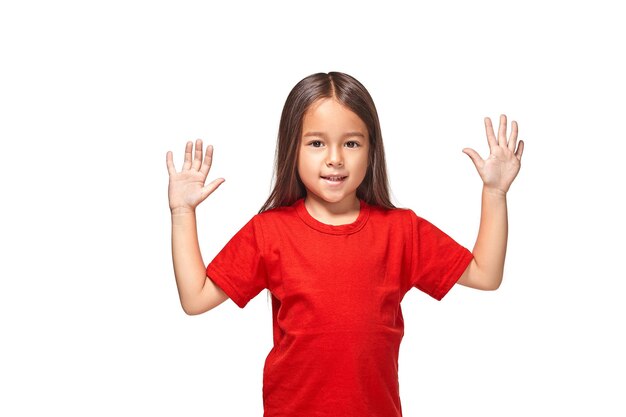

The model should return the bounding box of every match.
[302,98,368,135]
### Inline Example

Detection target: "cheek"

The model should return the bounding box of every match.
[298,149,317,169]
[296,149,313,179]
[357,153,369,175]
[296,150,304,172]
[296,146,304,168]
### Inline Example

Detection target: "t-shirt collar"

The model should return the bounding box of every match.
[294,198,370,235]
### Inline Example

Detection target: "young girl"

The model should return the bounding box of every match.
[166,72,524,416]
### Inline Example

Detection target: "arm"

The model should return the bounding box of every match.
[166,140,228,315]
[171,211,229,315]
[457,115,525,290]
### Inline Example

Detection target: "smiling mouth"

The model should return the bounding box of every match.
[321,176,347,182]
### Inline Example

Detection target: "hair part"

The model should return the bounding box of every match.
[259,72,395,213]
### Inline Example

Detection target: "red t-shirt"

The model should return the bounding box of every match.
[206,198,473,416]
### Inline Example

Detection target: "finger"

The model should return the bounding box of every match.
[508,120,518,152]
[515,140,525,161]
[182,141,193,170]
[498,114,507,148]
[462,147,484,171]
[199,144,214,177]
[200,178,225,202]
[192,139,203,171]
[484,117,498,149]
[166,151,176,175]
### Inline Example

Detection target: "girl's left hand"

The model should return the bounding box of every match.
[463,114,525,194]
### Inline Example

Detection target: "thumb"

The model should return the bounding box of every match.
[199,178,225,202]
[462,148,483,170]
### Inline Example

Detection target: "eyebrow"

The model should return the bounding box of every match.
[302,131,366,138]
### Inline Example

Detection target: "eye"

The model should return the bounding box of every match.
[308,140,324,148]
[345,141,360,148]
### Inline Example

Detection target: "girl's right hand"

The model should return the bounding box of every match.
[166,139,225,214]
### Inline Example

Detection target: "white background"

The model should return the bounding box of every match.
[1,1,624,415]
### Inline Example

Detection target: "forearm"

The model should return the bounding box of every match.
[171,209,208,311]
[465,187,509,290]
[458,114,523,290]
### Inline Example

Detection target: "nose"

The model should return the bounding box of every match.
[326,145,343,167]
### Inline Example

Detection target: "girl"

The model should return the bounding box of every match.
[166,72,524,416]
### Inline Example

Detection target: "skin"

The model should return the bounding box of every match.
[166,111,524,314]
[297,98,370,225]
[166,142,228,314]
[457,115,524,290]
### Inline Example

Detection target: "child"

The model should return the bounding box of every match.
[166,72,524,416]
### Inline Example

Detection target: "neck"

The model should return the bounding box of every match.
[303,194,360,225]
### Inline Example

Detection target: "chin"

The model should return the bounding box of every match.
[312,192,357,205]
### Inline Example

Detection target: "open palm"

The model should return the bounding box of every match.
[166,139,224,213]
[463,115,525,194]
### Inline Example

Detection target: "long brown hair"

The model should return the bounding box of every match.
[259,72,395,213]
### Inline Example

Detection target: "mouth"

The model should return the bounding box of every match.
[320,175,348,183]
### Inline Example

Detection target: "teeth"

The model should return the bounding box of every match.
[324,176,345,181]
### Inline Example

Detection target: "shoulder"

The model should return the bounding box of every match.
[255,203,297,221]
[367,205,438,233]
[364,205,416,235]
[251,203,300,233]
[368,204,414,222]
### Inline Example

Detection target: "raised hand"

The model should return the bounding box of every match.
[166,139,225,214]
[462,115,525,194]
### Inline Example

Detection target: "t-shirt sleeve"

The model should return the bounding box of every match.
[206,215,268,309]
[407,209,474,301]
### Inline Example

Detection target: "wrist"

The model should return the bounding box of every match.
[170,206,196,217]
[482,186,507,198]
